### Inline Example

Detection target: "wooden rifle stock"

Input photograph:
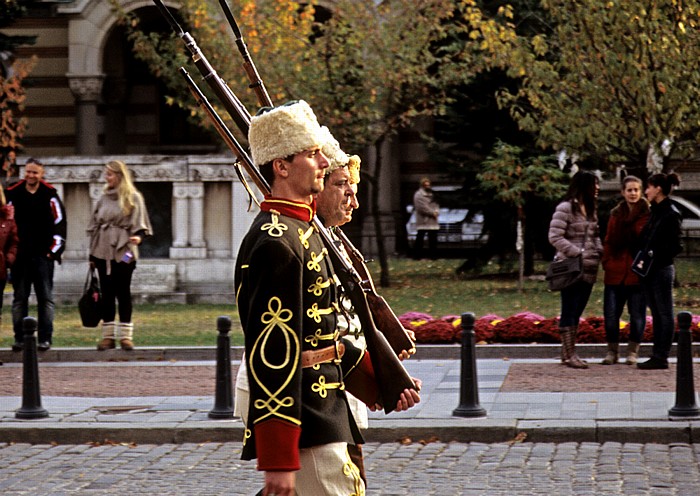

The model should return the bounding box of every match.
[327,248,416,413]
[181,69,415,412]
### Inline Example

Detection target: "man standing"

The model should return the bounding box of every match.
[412,177,440,259]
[235,101,418,495]
[6,158,66,351]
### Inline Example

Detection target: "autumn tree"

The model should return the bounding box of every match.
[0,0,36,184]
[111,0,507,286]
[468,0,700,173]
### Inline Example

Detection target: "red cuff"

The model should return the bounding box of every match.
[255,419,302,471]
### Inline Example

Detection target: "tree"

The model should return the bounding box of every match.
[477,141,567,287]
[111,0,506,286]
[470,0,700,172]
[0,0,36,185]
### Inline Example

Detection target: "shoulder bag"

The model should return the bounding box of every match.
[546,227,588,291]
[78,266,103,328]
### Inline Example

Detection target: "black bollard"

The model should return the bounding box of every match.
[209,316,234,419]
[15,317,49,420]
[668,311,700,419]
[452,312,487,418]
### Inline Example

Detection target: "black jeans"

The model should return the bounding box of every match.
[11,255,55,343]
[92,258,136,323]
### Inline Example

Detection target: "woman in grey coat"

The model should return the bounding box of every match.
[548,171,603,368]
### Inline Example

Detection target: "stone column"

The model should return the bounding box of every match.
[189,183,206,248]
[170,182,207,259]
[67,74,104,155]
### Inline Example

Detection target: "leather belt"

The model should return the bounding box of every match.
[301,342,345,368]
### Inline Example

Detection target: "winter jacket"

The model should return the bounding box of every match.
[638,197,682,273]
[5,179,66,263]
[413,187,439,231]
[548,200,603,284]
[602,199,650,285]
[0,206,18,279]
[86,188,152,264]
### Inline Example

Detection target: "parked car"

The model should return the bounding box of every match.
[671,195,700,237]
[405,205,488,249]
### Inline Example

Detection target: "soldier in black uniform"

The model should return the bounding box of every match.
[235,101,418,496]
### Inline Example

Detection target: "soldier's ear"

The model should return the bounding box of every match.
[272,158,290,178]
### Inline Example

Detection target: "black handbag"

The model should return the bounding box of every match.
[631,249,653,278]
[78,267,102,328]
[631,221,659,278]
[546,226,588,291]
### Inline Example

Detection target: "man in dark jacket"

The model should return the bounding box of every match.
[6,158,66,351]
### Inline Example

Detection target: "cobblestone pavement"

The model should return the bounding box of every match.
[2,441,700,495]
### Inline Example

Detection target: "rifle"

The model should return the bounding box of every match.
[152,0,415,358]
[214,0,416,358]
[180,68,414,412]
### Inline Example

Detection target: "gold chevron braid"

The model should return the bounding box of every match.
[250,296,301,426]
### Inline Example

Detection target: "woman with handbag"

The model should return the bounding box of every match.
[600,175,650,365]
[636,172,682,370]
[548,171,603,369]
[87,161,152,351]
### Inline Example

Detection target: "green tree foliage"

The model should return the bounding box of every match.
[111,0,505,285]
[471,0,700,170]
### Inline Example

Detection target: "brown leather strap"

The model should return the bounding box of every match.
[301,342,345,368]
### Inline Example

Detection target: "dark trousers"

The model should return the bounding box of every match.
[643,264,675,360]
[92,258,136,323]
[603,284,647,343]
[11,255,55,343]
[415,230,437,259]
[559,279,594,328]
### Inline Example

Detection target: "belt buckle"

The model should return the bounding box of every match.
[333,341,342,365]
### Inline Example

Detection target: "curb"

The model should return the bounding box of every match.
[0,419,697,445]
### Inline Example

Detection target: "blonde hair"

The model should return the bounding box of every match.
[105,160,137,215]
[0,183,5,207]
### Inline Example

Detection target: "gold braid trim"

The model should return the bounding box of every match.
[310,375,344,398]
[298,226,314,249]
[304,328,337,347]
[307,276,332,297]
[343,448,365,496]
[249,296,301,426]
[307,302,335,323]
[306,248,328,272]
[261,212,288,238]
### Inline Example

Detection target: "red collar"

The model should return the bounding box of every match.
[261,196,316,222]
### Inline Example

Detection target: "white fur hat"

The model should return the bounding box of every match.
[248,100,325,166]
[321,126,349,173]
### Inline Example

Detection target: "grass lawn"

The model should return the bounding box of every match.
[2,257,699,349]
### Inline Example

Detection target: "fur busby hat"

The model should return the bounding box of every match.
[248,100,325,166]
[321,126,349,173]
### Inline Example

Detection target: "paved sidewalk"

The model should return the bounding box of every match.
[1,348,700,445]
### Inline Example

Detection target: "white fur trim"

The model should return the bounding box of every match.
[320,126,349,173]
[248,100,325,166]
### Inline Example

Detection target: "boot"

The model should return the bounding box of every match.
[626,342,640,365]
[118,322,134,351]
[97,321,116,351]
[601,343,619,365]
[560,326,588,369]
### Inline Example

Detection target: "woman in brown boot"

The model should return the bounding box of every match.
[601,175,649,365]
[87,161,152,351]
[549,171,603,369]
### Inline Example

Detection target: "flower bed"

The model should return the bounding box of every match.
[399,311,695,345]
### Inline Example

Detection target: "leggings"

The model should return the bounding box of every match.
[92,257,136,323]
